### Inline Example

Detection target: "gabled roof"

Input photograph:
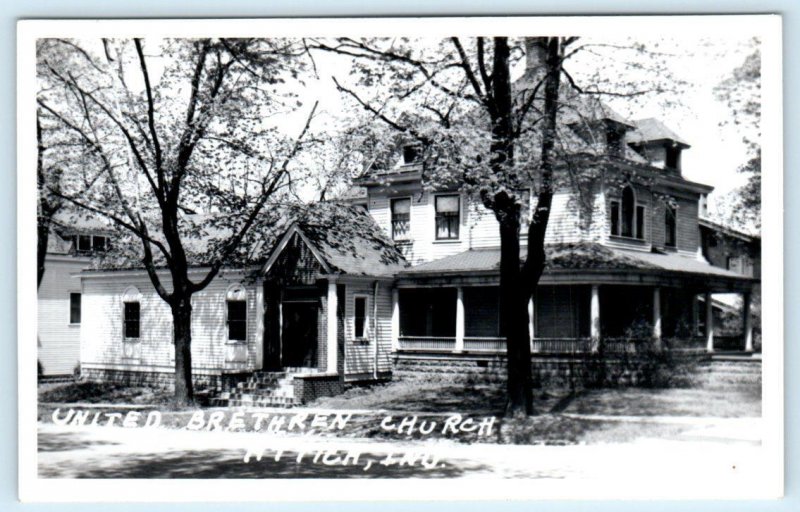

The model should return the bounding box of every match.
[626,118,690,148]
[261,202,408,277]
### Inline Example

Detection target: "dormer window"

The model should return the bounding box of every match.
[75,234,109,253]
[606,129,624,157]
[665,146,681,170]
[402,145,420,165]
[78,235,92,252]
[610,186,645,240]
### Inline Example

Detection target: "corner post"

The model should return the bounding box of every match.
[743,291,754,352]
[705,291,714,353]
[327,278,338,373]
[653,287,662,350]
[455,287,465,353]
[528,295,536,353]
[590,285,601,352]
[391,288,400,352]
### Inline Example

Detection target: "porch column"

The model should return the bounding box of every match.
[455,287,465,353]
[705,291,714,353]
[590,285,600,352]
[327,278,338,373]
[743,291,754,352]
[528,295,536,352]
[391,288,400,352]
[652,287,662,350]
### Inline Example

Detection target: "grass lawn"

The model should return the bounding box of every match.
[39,381,174,406]
[38,378,761,446]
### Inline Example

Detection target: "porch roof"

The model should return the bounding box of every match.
[398,242,754,285]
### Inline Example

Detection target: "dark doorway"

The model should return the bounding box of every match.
[281,302,319,368]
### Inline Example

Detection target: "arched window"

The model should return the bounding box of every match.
[122,287,141,340]
[610,186,645,240]
[226,284,247,342]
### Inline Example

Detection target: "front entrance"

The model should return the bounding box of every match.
[281,301,318,368]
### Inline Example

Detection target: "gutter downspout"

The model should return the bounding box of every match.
[373,280,379,380]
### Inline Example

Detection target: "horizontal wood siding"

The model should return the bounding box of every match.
[38,256,90,375]
[675,197,700,253]
[341,280,393,378]
[81,271,259,374]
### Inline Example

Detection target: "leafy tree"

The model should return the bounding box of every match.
[37,38,317,405]
[714,43,761,232]
[310,36,683,416]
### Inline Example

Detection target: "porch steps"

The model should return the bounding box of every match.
[210,370,307,408]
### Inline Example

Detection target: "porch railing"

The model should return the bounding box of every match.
[397,336,456,351]
[397,336,695,354]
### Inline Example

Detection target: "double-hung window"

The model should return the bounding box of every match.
[354,296,368,340]
[435,194,460,240]
[226,285,247,342]
[391,198,411,241]
[124,302,140,339]
[69,293,81,324]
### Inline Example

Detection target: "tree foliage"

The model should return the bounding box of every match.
[310,36,684,415]
[37,38,318,404]
[713,42,761,232]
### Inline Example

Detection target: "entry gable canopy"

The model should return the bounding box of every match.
[261,202,409,280]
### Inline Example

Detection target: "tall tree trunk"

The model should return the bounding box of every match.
[172,295,194,406]
[489,37,535,416]
[37,216,50,289]
[500,215,534,416]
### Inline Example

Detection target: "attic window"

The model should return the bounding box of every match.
[606,129,624,157]
[75,234,108,253]
[402,145,420,165]
[665,146,681,169]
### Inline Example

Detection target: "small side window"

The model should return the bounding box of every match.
[227,300,247,341]
[124,302,140,339]
[354,296,367,339]
[69,293,81,324]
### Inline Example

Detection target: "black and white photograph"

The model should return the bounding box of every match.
[18,15,783,501]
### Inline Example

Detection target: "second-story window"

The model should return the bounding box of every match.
[665,206,677,248]
[391,198,411,241]
[610,186,645,240]
[435,194,460,240]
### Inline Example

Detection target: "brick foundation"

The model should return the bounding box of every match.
[392,351,707,388]
[292,373,344,404]
[81,367,226,393]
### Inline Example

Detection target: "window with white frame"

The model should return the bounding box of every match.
[226,285,247,342]
[69,293,81,324]
[391,197,411,241]
[353,295,368,340]
[122,287,141,340]
[610,186,645,240]
[75,234,109,253]
[435,194,460,240]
